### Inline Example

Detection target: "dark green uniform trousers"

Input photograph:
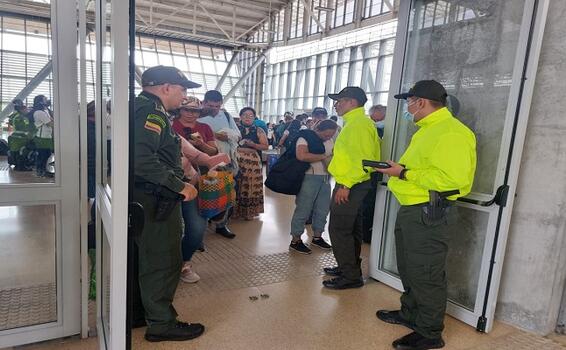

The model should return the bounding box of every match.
[133,189,183,334]
[328,180,372,281]
[395,204,455,339]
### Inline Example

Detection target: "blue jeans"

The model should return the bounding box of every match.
[181,199,207,262]
[290,174,331,238]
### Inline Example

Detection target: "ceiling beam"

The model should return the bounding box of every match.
[135,3,263,27]
[137,26,268,49]
[235,16,270,41]
[301,0,325,34]
[151,0,194,28]
[136,8,248,36]
[144,0,273,15]
[197,3,233,40]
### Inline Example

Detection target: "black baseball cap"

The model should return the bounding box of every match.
[328,87,368,105]
[394,80,447,103]
[141,65,201,89]
[312,107,328,118]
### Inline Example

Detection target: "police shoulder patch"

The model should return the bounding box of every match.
[146,113,166,128]
[144,120,162,135]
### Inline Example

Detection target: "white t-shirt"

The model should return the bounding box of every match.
[34,109,53,139]
[296,137,333,175]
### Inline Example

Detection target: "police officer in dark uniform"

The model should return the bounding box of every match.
[373,80,476,350]
[134,65,204,342]
[7,99,32,171]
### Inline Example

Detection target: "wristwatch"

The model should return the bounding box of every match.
[399,168,408,180]
[337,184,350,190]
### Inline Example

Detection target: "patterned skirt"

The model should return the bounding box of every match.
[235,149,264,219]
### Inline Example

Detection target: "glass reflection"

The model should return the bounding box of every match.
[394,0,527,195]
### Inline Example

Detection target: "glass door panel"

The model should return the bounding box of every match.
[0,1,81,347]
[370,0,548,333]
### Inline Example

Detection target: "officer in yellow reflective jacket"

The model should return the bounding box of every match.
[374,80,476,350]
[322,87,381,290]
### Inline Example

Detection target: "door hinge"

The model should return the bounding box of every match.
[476,316,487,332]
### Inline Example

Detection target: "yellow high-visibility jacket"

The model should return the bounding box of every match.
[389,107,477,205]
[328,107,381,188]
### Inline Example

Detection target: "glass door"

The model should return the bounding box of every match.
[0,1,81,347]
[369,0,549,333]
[94,0,132,349]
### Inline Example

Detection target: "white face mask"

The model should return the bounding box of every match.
[402,99,421,123]
[375,121,385,129]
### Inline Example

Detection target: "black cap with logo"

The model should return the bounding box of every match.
[394,80,447,103]
[328,87,368,105]
[141,65,201,89]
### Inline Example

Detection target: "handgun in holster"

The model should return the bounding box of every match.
[152,185,185,222]
[421,189,459,226]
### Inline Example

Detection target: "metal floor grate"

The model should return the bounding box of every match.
[0,283,57,331]
[176,232,350,298]
[177,250,338,298]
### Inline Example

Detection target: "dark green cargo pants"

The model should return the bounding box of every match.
[133,189,183,334]
[329,180,372,281]
[395,204,455,339]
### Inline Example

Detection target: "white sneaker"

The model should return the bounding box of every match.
[180,262,200,283]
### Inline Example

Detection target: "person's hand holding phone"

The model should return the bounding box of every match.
[373,160,404,177]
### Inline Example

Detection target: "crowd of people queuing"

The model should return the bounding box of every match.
[72,63,474,350]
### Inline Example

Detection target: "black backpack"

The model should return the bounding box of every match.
[264,149,309,195]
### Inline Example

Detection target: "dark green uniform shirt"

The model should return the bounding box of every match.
[134,91,185,193]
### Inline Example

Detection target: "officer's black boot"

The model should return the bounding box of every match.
[323,258,362,277]
[376,310,415,330]
[392,331,445,350]
[145,321,205,342]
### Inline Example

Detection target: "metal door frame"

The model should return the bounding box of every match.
[0,1,81,347]
[94,0,130,349]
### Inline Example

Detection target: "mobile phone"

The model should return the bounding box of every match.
[362,160,391,169]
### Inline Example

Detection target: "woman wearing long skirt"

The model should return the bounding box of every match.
[236,107,269,220]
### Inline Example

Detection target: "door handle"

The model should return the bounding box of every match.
[457,185,510,207]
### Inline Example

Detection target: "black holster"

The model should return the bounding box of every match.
[137,182,184,222]
[421,190,459,226]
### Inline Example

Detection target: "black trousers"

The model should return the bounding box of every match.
[328,180,372,281]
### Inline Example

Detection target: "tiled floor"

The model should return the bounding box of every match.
[7,187,566,350]
[0,157,54,184]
